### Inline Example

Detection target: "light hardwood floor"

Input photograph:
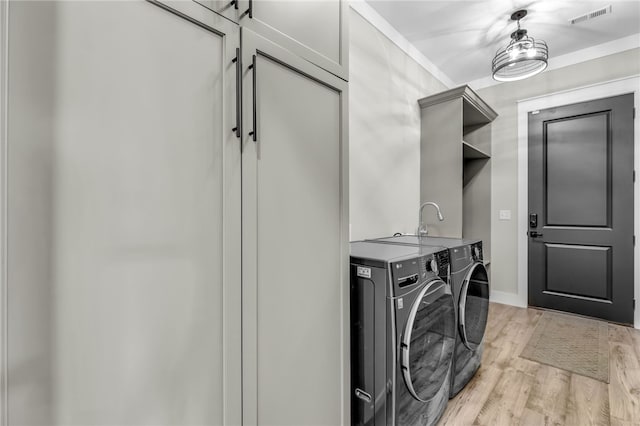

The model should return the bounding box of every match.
[439,302,640,426]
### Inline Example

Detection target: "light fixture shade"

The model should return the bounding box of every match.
[492,37,549,81]
[492,10,549,82]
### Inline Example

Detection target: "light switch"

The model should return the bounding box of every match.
[499,210,511,220]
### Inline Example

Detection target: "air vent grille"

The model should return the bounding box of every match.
[570,5,612,24]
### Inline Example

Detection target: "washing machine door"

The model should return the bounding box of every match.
[400,279,456,402]
[459,262,490,350]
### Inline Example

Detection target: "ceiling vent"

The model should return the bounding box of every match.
[570,5,612,25]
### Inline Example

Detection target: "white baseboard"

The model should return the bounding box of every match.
[490,290,527,308]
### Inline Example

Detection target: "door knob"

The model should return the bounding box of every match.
[529,231,543,238]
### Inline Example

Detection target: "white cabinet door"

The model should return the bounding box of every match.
[194,0,241,23]
[5,1,240,424]
[241,28,349,426]
[238,0,348,80]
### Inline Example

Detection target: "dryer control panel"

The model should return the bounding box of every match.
[470,242,483,263]
[434,250,450,279]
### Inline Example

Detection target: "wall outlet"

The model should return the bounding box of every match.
[499,210,511,220]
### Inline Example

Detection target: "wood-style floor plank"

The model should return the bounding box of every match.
[473,367,535,425]
[565,374,610,426]
[524,364,571,425]
[609,340,640,422]
[438,364,502,425]
[439,302,640,426]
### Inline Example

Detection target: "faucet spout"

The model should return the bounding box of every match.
[417,202,444,236]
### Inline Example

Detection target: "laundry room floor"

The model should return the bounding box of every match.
[438,302,640,425]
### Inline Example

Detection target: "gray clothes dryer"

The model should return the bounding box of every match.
[350,242,456,426]
[369,236,489,398]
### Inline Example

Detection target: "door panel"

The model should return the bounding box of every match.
[7,1,240,424]
[545,244,611,300]
[528,94,634,324]
[546,113,610,226]
[238,0,348,80]
[242,28,349,426]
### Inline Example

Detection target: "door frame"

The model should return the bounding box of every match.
[0,0,8,422]
[516,75,640,328]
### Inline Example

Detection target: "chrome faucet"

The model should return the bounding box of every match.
[417,202,444,236]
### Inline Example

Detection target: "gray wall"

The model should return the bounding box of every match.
[477,48,640,294]
[349,9,447,241]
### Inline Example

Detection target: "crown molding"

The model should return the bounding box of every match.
[349,0,455,89]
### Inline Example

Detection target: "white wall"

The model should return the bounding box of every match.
[348,8,447,241]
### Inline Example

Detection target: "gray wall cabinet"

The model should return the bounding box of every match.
[419,86,497,264]
[241,28,349,425]
[6,1,241,424]
[3,0,348,425]
[182,0,349,81]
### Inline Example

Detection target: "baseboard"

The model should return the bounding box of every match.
[490,290,527,308]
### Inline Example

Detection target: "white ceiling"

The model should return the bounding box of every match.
[365,0,640,85]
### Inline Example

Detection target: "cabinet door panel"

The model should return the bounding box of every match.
[242,29,349,426]
[194,0,241,23]
[239,0,348,80]
[6,1,240,424]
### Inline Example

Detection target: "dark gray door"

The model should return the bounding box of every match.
[528,94,635,324]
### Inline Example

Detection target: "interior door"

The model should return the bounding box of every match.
[241,28,349,426]
[528,94,635,324]
[6,1,241,423]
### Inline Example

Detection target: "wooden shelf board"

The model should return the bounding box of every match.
[462,141,490,160]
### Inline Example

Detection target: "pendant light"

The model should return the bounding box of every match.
[492,10,549,82]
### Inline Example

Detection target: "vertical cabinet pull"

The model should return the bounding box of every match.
[230,0,238,9]
[242,0,253,18]
[248,54,257,142]
[231,48,241,138]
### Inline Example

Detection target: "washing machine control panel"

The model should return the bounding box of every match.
[392,254,441,289]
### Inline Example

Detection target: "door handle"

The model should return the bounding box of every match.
[231,48,241,138]
[354,388,372,403]
[247,54,257,142]
[529,231,543,238]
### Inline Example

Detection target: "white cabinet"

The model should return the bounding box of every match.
[237,0,348,80]
[3,2,348,425]
[194,0,349,80]
[241,28,349,425]
[6,2,241,424]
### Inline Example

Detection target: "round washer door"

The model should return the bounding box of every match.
[400,279,456,402]
[459,262,490,350]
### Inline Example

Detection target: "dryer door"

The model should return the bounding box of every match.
[400,279,456,402]
[459,263,490,350]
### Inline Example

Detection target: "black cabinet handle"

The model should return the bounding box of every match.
[529,231,543,238]
[242,0,253,18]
[231,48,241,138]
[230,0,238,9]
[248,54,257,142]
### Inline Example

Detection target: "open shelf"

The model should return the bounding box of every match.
[462,141,490,160]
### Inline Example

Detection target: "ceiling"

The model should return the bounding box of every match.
[365,0,640,85]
